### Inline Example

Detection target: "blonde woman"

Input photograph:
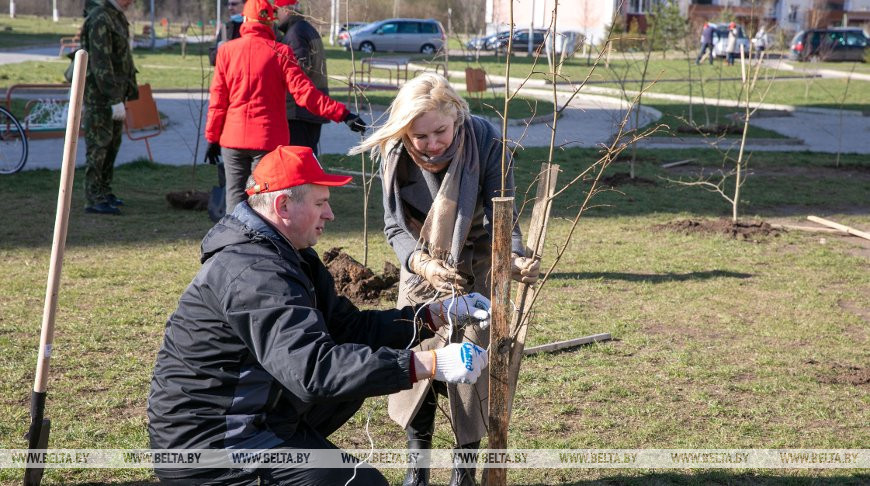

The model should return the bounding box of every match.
[349,73,539,486]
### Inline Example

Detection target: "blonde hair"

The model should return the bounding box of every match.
[348,73,469,158]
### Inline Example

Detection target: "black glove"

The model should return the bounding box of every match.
[344,113,367,134]
[205,142,221,165]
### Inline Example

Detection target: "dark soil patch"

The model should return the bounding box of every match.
[676,123,742,136]
[166,190,209,210]
[654,219,781,241]
[599,172,657,187]
[612,154,659,164]
[822,161,870,173]
[322,247,399,304]
[818,364,870,386]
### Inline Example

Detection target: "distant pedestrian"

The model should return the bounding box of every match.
[80,0,138,215]
[695,21,714,65]
[275,0,329,155]
[726,22,739,66]
[209,0,245,66]
[753,26,768,56]
[205,0,367,214]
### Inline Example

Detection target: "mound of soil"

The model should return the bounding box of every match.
[166,191,209,210]
[322,247,399,303]
[817,364,870,386]
[599,172,657,187]
[676,123,742,136]
[655,219,780,241]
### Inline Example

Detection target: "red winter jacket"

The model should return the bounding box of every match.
[205,22,349,150]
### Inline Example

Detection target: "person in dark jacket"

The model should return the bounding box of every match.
[275,0,329,155]
[695,21,714,65]
[148,145,490,486]
[208,0,246,66]
[205,0,367,216]
[80,0,138,215]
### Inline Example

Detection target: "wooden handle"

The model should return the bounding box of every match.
[33,49,88,393]
[807,215,870,241]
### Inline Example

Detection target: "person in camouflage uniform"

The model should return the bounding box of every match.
[81,0,138,215]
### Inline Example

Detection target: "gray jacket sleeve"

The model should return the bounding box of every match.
[476,118,526,256]
[382,161,421,270]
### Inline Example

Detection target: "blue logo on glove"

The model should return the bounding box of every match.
[460,342,475,371]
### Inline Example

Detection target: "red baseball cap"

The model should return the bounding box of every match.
[273,0,298,7]
[243,0,276,22]
[247,146,352,195]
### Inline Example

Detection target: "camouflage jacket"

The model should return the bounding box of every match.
[81,0,138,106]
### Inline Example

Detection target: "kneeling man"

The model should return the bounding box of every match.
[148,145,490,485]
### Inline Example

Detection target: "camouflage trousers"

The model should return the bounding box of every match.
[83,103,123,205]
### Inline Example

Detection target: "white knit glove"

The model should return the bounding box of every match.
[428,292,491,330]
[433,342,488,384]
[111,102,126,121]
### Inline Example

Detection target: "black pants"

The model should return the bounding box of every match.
[157,399,387,486]
[288,120,323,156]
[695,42,714,65]
[221,147,268,215]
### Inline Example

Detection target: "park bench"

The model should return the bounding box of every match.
[58,30,81,58]
[4,84,73,139]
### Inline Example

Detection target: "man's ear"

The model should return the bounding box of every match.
[273,193,293,220]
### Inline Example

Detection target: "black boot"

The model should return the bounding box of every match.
[403,389,436,486]
[448,441,480,486]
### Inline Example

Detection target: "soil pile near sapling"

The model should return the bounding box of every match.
[599,172,657,187]
[166,191,209,210]
[654,219,780,241]
[323,247,399,303]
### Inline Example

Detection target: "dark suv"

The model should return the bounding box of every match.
[790,28,869,62]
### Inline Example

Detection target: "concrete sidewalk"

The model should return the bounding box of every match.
[22,89,652,171]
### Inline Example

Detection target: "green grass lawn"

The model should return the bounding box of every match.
[0,15,82,49]
[1,148,868,484]
[795,60,870,75]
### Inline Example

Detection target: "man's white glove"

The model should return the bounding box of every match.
[433,342,488,384]
[511,253,541,284]
[409,250,467,291]
[428,292,491,330]
[111,102,126,121]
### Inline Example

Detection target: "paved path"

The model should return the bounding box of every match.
[12,58,870,171]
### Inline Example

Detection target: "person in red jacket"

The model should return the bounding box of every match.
[205,0,366,214]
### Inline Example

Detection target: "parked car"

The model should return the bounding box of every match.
[490,29,548,52]
[465,31,510,52]
[708,23,750,58]
[345,18,445,54]
[337,23,368,48]
[789,28,869,62]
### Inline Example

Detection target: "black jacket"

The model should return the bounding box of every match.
[277,15,330,124]
[148,203,421,467]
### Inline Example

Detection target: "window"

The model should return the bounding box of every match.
[420,22,439,34]
[376,23,398,35]
[845,31,867,47]
[397,22,419,34]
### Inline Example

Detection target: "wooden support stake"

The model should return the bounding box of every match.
[524,333,612,356]
[660,158,696,169]
[807,215,870,241]
[506,164,559,419]
[483,197,514,486]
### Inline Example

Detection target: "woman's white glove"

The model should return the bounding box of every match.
[409,250,467,291]
[111,102,126,121]
[511,253,541,284]
[433,342,488,384]
[428,292,491,330]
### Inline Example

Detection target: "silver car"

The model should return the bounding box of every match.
[346,18,445,54]
[708,23,751,58]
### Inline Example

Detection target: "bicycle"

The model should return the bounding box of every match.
[0,105,29,174]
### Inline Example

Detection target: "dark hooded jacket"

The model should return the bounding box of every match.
[277,14,330,124]
[148,202,422,476]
